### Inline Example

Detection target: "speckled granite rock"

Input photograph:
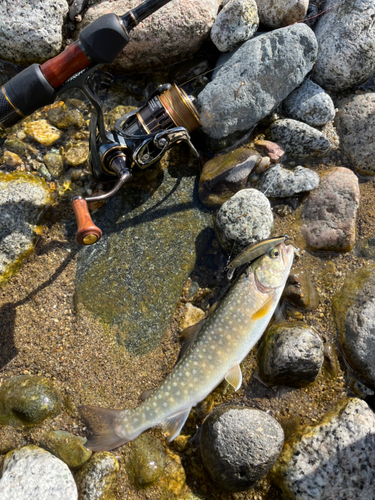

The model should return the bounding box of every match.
[41,431,92,469]
[75,452,119,500]
[210,0,259,52]
[214,188,273,253]
[258,165,319,198]
[267,119,331,158]
[201,406,284,492]
[0,445,77,500]
[199,147,260,208]
[300,167,360,252]
[0,375,61,427]
[282,80,335,127]
[312,0,375,92]
[75,160,211,355]
[0,0,68,64]
[335,93,375,175]
[198,23,317,143]
[0,173,52,284]
[255,0,308,28]
[79,0,221,73]
[258,322,324,387]
[274,398,375,500]
[333,264,375,390]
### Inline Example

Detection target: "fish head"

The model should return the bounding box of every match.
[252,242,294,291]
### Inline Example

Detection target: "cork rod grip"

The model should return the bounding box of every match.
[72,198,102,245]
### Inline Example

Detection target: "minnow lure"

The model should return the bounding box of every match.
[80,241,294,451]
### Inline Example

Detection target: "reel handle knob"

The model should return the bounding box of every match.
[72,197,102,245]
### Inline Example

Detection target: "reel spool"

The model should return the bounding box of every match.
[72,82,201,245]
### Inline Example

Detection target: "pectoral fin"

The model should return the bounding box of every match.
[225,363,242,391]
[162,408,191,441]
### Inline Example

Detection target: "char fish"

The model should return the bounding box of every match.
[80,241,294,451]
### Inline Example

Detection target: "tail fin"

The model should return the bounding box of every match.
[79,405,129,451]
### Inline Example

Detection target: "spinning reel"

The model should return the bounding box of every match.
[71,76,202,245]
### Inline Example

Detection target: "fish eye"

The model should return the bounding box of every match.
[269,248,279,259]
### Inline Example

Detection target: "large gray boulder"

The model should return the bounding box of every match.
[198,23,318,142]
[312,0,375,92]
[0,0,68,64]
[79,0,221,73]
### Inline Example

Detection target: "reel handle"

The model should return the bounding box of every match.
[72,197,102,245]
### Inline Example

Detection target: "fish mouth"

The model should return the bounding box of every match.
[281,241,294,266]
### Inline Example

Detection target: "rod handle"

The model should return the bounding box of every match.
[72,197,102,245]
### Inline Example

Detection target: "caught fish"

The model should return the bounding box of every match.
[226,235,288,280]
[80,241,294,451]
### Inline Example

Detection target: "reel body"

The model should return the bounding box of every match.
[71,76,201,244]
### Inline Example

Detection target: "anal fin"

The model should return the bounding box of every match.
[225,364,242,391]
[162,408,191,441]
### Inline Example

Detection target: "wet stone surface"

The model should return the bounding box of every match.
[40,430,92,469]
[75,451,119,500]
[126,434,166,488]
[75,156,212,355]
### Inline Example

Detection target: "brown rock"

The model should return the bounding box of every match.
[300,167,359,252]
[284,267,319,310]
[254,139,285,163]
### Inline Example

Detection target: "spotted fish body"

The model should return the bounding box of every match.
[80,242,294,451]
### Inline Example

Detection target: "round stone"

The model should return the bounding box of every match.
[75,452,119,500]
[214,188,273,253]
[126,434,166,487]
[40,430,92,469]
[200,406,284,492]
[258,165,319,198]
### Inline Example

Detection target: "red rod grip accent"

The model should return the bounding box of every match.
[72,198,102,245]
[41,42,91,89]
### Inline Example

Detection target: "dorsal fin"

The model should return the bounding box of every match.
[179,320,205,359]
[140,389,154,401]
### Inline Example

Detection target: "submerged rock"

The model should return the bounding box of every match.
[75,452,119,500]
[284,268,319,310]
[282,79,335,127]
[75,159,211,355]
[267,119,331,158]
[201,406,284,492]
[43,152,64,179]
[312,0,375,92]
[0,173,52,284]
[335,93,375,176]
[79,0,221,73]
[274,398,375,500]
[258,322,324,387]
[0,445,77,500]
[198,23,317,143]
[210,0,259,52]
[41,431,92,470]
[300,167,360,252]
[0,375,61,427]
[127,434,166,487]
[24,120,63,147]
[0,0,68,64]
[214,188,273,253]
[332,265,375,390]
[199,147,260,208]
[258,165,319,198]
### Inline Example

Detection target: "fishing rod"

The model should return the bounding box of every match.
[0,0,202,245]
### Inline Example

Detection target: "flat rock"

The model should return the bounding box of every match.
[41,431,92,469]
[0,0,68,63]
[255,0,308,28]
[282,79,335,127]
[197,23,317,143]
[201,406,284,492]
[0,445,77,500]
[300,167,359,252]
[199,147,260,208]
[335,93,375,175]
[267,119,331,158]
[0,173,52,285]
[312,0,375,92]
[274,398,375,500]
[214,188,273,253]
[210,0,259,52]
[332,264,375,389]
[75,159,212,356]
[257,322,324,387]
[79,0,221,73]
[258,165,319,198]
